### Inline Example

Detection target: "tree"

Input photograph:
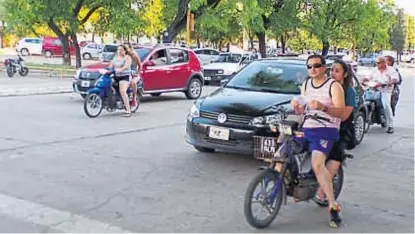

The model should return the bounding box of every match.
[404,14,415,50]
[162,0,222,43]
[390,9,405,61]
[303,0,362,56]
[4,0,119,68]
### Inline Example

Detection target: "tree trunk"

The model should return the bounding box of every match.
[92,31,95,42]
[0,31,3,49]
[322,40,330,56]
[47,20,71,66]
[256,31,266,58]
[71,32,82,69]
[280,35,286,54]
[248,31,254,49]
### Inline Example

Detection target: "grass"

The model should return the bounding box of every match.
[25,63,76,72]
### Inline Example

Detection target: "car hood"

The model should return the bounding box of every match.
[81,62,109,71]
[199,87,295,116]
[203,63,240,71]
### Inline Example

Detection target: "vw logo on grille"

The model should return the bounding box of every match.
[217,113,227,123]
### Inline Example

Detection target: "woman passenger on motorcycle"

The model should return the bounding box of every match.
[125,43,142,108]
[314,59,357,205]
[109,44,133,117]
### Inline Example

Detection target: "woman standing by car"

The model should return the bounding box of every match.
[109,44,132,117]
[314,59,357,206]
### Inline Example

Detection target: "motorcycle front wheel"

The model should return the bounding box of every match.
[19,67,29,76]
[84,93,103,118]
[244,169,284,229]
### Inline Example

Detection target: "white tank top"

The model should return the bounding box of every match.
[302,78,341,129]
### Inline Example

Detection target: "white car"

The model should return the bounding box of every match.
[202,52,254,83]
[401,51,414,63]
[193,48,221,65]
[81,42,103,60]
[16,38,43,56]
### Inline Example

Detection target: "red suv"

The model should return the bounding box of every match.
[72,45,204,99]
[42,37,75,57]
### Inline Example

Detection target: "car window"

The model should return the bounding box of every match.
[149,49,168,66]
[87,43,97,49]
[226,62,308,94]
[214,53,242,63]
[210,50,220,55]
[169,48,189,64]
[193,50,203,55]
[103,45,117,52]
[53,39,62,46]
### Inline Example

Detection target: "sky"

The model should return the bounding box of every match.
[394,0,415,16]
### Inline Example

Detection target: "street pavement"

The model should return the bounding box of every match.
[0,70,413,232]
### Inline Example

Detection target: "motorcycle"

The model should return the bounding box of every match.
[362,81,388,132]
[83,68,143,118]
[244,113,353,229]
[3,53,29,78]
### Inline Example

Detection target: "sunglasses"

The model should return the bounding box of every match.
[307,63,323,69]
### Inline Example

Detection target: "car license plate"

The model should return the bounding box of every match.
[261,137,277,154]
[208,126,230,140]
[81,80,90,87]
[205,76,211,81]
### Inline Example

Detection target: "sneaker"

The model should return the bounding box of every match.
[387,127,394,134]
[329,204,342,228]
[131,98,137,107]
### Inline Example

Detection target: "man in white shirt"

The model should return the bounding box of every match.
[367,56,399,133]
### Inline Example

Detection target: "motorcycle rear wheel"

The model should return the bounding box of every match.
[244,169,284,229]
[84,93,103,118]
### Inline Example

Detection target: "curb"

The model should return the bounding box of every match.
[2,68,75,78]
[0,88,73,97]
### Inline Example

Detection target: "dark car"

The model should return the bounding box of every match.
[185,57,367,155]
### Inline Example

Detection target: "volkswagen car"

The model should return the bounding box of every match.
[185,57,367,155]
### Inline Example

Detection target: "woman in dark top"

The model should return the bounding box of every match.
[314,59,357,205]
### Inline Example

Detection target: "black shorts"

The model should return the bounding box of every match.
[114,75,130,82]
[327,141,345,162]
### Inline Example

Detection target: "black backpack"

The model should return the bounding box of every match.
[340,114,357,150]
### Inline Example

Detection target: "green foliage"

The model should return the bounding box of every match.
[389,9,405,52]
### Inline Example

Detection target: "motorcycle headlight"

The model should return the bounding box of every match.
[189,104,200,118]
[94,78,104,86]
[250,113,284,126]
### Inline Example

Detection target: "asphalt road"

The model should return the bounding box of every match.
[0,73,413,232]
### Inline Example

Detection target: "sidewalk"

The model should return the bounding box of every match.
[0,76,73,97]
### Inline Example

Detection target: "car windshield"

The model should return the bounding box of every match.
[213,53,242,63]
[107,48,151,61]
[135,48,151,60]
[225,61,308,94]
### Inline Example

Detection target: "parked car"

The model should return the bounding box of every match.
[16,38,43,56]
[99,44,118,62]
[185,57,367,154]
[326,54,358,72]
[202,52,255,84]
[193,48,221,65]
[81,42,103,60]
[73,45,204,100]
[358,53,379,67]
[42,37,75,57]
[401,51,414,63]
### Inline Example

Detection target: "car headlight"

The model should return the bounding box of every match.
[250,113,284,126]
[189,104,200,118]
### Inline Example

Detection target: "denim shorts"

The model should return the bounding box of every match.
[294,127,339,156]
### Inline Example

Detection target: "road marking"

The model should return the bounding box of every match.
[0,193,132,233]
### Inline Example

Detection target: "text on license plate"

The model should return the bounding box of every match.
[261,137,277,154]
[81,81,90,87]
[208,126,230,140]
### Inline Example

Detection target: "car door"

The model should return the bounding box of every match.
[141,49,171,91]
[167,48,191,89]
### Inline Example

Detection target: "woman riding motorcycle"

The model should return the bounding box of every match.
[108,45,132,117]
